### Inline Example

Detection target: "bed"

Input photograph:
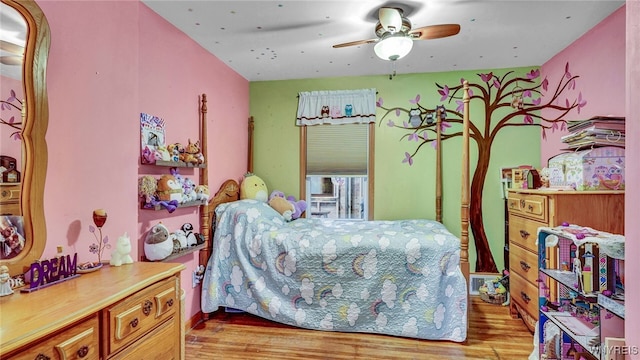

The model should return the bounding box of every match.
[197,82,472,341]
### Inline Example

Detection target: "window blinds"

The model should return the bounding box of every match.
[306,123,369,175]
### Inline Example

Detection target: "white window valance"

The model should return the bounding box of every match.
[296,88,377,126]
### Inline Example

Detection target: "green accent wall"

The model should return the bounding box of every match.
[249,67,541,272]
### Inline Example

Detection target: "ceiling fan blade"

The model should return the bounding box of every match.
[409,24,461,40]
[0,55,22,65]
[332,39,378,48]
[379,7,402,33]
[0,40,24,55]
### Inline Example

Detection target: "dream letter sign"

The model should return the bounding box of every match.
[21,253,79,293]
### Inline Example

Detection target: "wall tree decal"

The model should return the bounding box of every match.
[378,63,584,272]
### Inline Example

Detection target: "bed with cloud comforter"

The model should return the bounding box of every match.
[201,199,467,341]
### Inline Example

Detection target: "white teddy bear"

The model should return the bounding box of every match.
[110,232,134,266]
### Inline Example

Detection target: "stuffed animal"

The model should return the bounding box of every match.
[184,139,204,165]
[268,190,307,221]
[268,191,295,221]
[138,175,158,207]
[194,185,210,201]
[167,143,183,162]
[156,174,183,203]
[110,232,134,266]
[240,173,268,202]
[153,145,171,162]
[182,223,198,246]
[144,223,173,261]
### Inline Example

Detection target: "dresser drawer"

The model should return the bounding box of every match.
[509,244,538,285]
[507,192,548,222]
[509,215,545,254]
[0,184,20,201]
[510,271,539,322]
[10,315,100,360]
[104,277,178,356]
[109,317,180,360]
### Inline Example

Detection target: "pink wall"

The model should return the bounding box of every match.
[542,3,640,355]
[625,0,639,356]
[1,76,23,170]
[35,0,248,322]
[540,6,625,165]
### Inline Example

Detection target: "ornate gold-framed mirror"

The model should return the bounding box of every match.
[0,0,49,276]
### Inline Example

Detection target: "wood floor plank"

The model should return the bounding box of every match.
[186,296,534,359]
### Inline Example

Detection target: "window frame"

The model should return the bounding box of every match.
[299,123,375,220]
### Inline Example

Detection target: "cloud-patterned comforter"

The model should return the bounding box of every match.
[201,199,467,341]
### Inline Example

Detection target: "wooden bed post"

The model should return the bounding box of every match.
[460,81,471,281]
[248,116,254,173]
[199,94,210,267]
[435,108,443,223]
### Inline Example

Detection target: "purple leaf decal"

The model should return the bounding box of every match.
[408,133,419,141]
[376,97,384,107]
[438,86,449,101]
[523,115,533,124]
[421,131,428,140]
[561,122,567,131]
[552,122,558,130]
[532,97,541,106]
[455,100,464,113]
[468,88,473,97]
[523,90,532,98]
[386,119,395,127]
[403,121,409,128]
[10,89,16,98]
[542,128,547,140]
[480,72,493,82]
[542,77,549,91]
[460,78,466,85]
[526,69,540,80]
[12,133,21,140]
[565,99,570,108]
[440,121,451,132]
[431,141,438,149]
[565,62,571,79]
[395,109,401,117]
[89,225,95,233]
[8,116,15,124]
[103,236,109,244]
[568,78,575,90]
[493,79,501,89]
[410,94,420,104]
[402,152,413,166]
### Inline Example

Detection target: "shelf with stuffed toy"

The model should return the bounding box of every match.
[142,222,206,262]
[138,168,210,213]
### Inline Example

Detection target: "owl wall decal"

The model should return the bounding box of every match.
[408,108,422,127]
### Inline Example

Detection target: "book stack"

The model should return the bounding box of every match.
[561,116,625,150]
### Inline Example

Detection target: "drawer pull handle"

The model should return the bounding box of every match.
[35,354,51,360]
[519,261,531,271]
[520,291,531,304]
[519,230,530,239]
[77,345,89,358]
[167,298,174,307]
[520,199,526,208]
[143,300,153,316]
[130,318,139,328]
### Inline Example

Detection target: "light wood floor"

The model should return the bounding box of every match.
[185,296,535,359]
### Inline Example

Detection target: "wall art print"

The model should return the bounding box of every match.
[140,113,166,164]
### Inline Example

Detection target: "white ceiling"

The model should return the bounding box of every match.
[142,0,625,82]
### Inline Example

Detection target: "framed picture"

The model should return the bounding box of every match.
[140,113,166,164]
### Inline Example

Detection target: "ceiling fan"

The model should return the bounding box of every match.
[0,40,24,66]
[332,7,460,61]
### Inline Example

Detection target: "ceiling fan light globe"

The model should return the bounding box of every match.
[374,35,413,61]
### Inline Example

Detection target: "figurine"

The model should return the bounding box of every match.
[0,265,14,296]
[109,233,134,266]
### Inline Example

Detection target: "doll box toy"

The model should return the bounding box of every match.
[547,146,625,191]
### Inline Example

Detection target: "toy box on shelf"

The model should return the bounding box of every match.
[547,146,625,191]
[537,224,625,360]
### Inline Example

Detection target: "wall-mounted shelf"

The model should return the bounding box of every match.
[143,243,206,263]
[141,199,207,211]
[153,160,205,168]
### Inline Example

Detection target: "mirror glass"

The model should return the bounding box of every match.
[0,0,49,275]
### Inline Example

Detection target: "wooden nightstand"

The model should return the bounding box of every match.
[506,189,624,332]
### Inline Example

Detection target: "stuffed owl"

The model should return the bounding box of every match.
[409,108,423,127]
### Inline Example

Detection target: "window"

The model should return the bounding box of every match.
[301,123,374,220]
[296,88,376,220]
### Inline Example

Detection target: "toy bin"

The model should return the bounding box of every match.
[547,146,624,190]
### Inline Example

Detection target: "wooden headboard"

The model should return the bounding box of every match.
[198,82,471,280]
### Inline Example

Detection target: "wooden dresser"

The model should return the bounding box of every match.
[0,262,184,359]
[506,189,624,332]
